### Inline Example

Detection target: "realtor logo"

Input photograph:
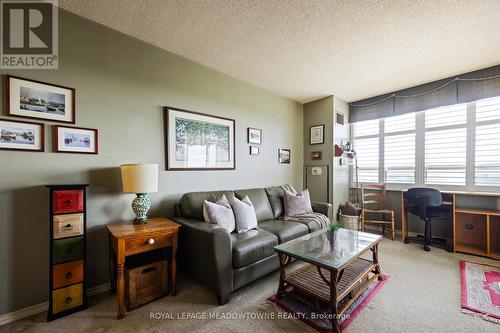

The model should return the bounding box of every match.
[1,0,58,69]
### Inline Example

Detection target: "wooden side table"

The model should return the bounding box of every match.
[107,217,180,319]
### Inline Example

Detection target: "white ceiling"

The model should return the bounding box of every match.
[59,0,500,103]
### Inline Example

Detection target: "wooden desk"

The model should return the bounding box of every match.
[107,217,180,319]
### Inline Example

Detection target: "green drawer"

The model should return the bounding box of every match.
[53,236,84,264]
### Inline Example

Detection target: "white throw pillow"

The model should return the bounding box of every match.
[233,196,258,233]
[284,189,313,217]
[203,195,235,233]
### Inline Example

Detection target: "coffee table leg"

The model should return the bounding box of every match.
[277,253,289,299]
[372,244,383,280]
[329,270,340,333]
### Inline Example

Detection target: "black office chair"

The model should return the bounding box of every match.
[405,187,451,252]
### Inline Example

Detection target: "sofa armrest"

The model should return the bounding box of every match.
[311,202,332,220]
[171,217,233,303]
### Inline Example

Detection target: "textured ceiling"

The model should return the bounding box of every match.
[59,0,500,103]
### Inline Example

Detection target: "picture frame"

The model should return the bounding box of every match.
[7,75,76,124]
[311,151,322,160]
[249,146,259,155]
[278,148,290,164]
[247,127,262,144]
[310,124,324,145]
[0,118,44,152]
[54,125,98,154]
[164,106,235,170]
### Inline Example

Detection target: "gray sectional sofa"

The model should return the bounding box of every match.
[172,186,332,304]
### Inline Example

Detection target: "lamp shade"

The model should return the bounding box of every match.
[121,163,158,193]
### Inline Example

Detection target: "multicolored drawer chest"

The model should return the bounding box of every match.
[46,184,89,321]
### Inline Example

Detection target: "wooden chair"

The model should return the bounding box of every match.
[360,184,395,240]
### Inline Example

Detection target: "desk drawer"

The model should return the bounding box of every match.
[53,236,84,264]
[52,283,83,314]
[125,232,172,255]
[53,214,84,239]
[53,260,84,289]
[53,190,83,214]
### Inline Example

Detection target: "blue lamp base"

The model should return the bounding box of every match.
[131,193,151,224]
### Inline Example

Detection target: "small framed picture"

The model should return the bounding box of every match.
[247,127,262,144]
[311,151,322,160]
[310,125,324,145]
[7,75,75,123]
[250,146,259,155]
[0,118,44,152]
[55,126,98,154]
[278,148,290,164]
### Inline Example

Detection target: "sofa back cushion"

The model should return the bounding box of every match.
[265,186,285,219]
[234,188,274,222]
[180,190,235,220]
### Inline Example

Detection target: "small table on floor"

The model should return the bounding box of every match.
[274,228,383,333]
[107,217,181,319]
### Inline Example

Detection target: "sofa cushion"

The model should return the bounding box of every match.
[203,195,235,233]
[292,217,322,233]
[230,229,278,268]
[265,186,285,219]
[180,191,235,220]
[257,220,309,244]
[234,188,274,222]
[284,189,313,216]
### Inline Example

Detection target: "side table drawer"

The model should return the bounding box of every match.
[53,190,83,214]
[52,283,83,314]
[125,232,172,255]
[53,260,84,289]
[53,236,84,264]
[53,213,84,239]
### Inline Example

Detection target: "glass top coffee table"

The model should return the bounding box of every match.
[274,228,383,333]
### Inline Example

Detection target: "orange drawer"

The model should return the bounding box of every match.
[52,283,83,314]
[53,213,84,239]
[53,260,84,289]
[125,232,172,256]
[53,190,83,214]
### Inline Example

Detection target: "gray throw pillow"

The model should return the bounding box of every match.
[284,189,313,217]
[203,195,235,233]
[232,196,258,233]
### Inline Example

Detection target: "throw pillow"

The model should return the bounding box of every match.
[232,196,258,233]
[342,201,360,216]
[284,189,313,217]
[203,195,235,233]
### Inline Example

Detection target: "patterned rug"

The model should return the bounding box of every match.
[267,274,389,332]
[460,260,500,322]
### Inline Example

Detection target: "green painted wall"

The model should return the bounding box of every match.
[0,11,304,315]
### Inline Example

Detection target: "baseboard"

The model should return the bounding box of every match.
[0,283,110,326]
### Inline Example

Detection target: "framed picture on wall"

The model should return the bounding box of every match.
[278,148,290,164]
[54,126,98,154]
[7,76,75,123]
[311,151,322,160]
[247,127,262,144]
[164,106,235,170]
[310,124,324,145]
[0,118,44,152]
[250,146,259,155]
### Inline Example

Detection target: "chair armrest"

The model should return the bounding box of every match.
[311,202,332,219]
[171,217,233,299]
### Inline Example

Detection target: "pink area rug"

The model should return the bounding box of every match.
[267,274,389,332]
[460,260,500,322]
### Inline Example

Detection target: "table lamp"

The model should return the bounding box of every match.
[121,163,159,224]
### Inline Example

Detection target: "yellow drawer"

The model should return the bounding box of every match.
[53,214,84,239]
[52,283,83,314]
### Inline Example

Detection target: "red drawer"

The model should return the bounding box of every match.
[53,190,83,214]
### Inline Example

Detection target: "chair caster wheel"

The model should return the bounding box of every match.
[424,246,431,252]
[446,247,453,253]
[404,239,409,244]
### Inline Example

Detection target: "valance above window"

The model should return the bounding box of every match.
[349,64,500,123]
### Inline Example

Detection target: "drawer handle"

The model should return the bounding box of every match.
[64,224,73,231]
[66,272,73,279]
[147,238,155,245]
[64,199,72,207]
[465,224,474,230]
[65,297,72,304]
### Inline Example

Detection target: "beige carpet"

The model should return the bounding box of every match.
[1,237,499,333]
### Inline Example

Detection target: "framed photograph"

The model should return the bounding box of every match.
[311,151,322,160]
[7,75,75,123]
[250,146,259,155]
[247,127,262,144]
[0,118,44,152]
[164,106,235,170]
[278,148,290,164]
[310,124,324,145]
[55,126,98,154]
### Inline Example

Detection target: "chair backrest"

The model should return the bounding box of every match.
[406,187,442,207]
[361,183,387,210]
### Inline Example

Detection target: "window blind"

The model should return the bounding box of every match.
[475,97,500,186]
[384,113,415,183]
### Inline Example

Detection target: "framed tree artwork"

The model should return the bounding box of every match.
[164,106,235,170]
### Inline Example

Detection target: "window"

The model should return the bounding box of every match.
[351,96,500,191]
